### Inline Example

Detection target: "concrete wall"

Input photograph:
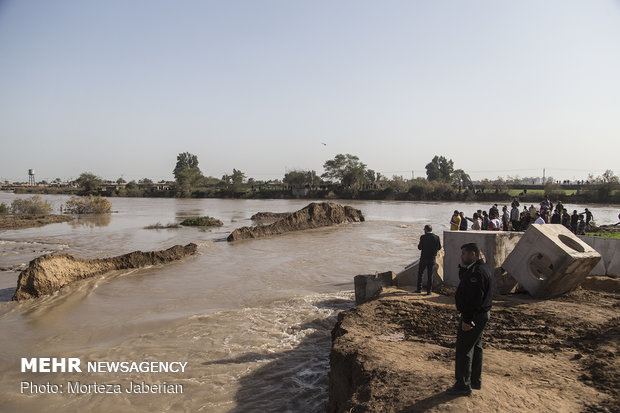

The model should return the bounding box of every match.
[578,235,620,277]
[443,231,524,286]
[395,250,444,288]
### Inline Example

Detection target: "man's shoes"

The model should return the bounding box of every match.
[471,383,481,390]
[415,289,422,293]
[445,385,472,396]
[426,291,432,295]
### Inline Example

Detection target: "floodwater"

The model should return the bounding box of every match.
[0,193,617,413]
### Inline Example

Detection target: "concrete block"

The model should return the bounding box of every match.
[354,271,396,304]
[443,230,524,287]
[493,267,525,294]
[578,235,620,277]
[395,250,444,288]
[608,249,620,277]
[503,224,601,298]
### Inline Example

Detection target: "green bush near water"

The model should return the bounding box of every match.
[0,203,9,214]
[65,195,112,214]
[180,216,223,227]
[10,196,52,215]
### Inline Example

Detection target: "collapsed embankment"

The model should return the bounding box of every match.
[12,243,198,301]
[228,202,364,241]
[328,283,619,413]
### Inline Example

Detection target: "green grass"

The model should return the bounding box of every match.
[507,189,576,197]
[585,232,620,239]
[507,189,544,196]
[180,216,223,227]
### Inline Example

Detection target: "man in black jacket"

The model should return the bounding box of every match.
[446,242,493,396]
[416,225,442,295]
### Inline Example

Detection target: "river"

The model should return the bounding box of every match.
[0,193,617,413]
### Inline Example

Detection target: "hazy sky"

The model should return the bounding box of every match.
[1,0,619,183]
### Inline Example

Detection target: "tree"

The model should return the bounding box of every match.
[451,169,472,189]
[283,170,320,187]
[601,169,619,184]
[596,169,619,202]
[425,156,454,182]
[222,169,246,192]
[173,152,204,196]
[322,154,367,187]
[75,172,102,193]
[365,169,377,185]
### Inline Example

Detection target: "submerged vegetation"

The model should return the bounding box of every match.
[144,222,181,229]
[10,195,52,215]
[180,216,223,227]
[65,195,112,214]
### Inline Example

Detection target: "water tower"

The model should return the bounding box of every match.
[28,169,36,186]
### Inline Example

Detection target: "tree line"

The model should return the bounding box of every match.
[9,152,620,203]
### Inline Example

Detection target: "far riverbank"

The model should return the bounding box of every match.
[4,183,620,205]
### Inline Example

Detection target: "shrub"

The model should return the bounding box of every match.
[65,195,112,214]
[10,196,52,215]
[0,202,9,214]
[180,216,223,227]
[144,222,181,229]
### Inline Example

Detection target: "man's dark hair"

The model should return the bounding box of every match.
[424,224,432,232]
[461,243,481,256]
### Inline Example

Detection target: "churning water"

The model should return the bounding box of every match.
[0,194,617,412]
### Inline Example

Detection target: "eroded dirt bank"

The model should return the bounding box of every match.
[12,243,198,301]
[228,202,364,241]
[328,282,619,413]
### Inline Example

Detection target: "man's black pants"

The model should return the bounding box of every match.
[455,311,490,390]
[417,258,435,293]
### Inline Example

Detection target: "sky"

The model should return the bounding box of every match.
[0,0,619,183]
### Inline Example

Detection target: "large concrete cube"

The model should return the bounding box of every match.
[502,224,601,298]
[395,250,444,289]
[443,230,524,288]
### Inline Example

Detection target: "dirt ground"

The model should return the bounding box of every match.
[0,214,74,230]
[328,280,619,413]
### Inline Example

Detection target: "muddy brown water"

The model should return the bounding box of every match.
[0,193,617,412]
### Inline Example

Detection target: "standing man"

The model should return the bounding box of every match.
[501,206,510,231]
[510,203,520,231]
[416,225,442,295]
[534,212,545,225]
[446,243,493,396]
[581,208,594,226]
[459,212,468,231]
[571,210,579,234]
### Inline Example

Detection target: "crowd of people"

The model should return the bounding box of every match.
[449,196,595,235]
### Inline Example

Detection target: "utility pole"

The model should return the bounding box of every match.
[542,168,545,184]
